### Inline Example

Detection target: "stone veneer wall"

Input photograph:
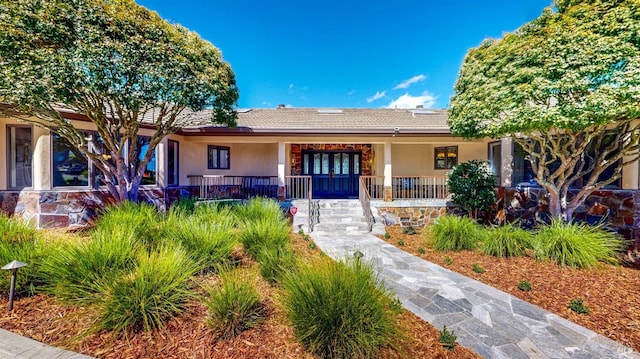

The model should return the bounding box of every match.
[377,206,448,228]
[0,187,201,228]
[500,187,640,241]
[290,144,373,175]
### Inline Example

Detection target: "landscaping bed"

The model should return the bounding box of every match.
[0,201,480,359]
[380,225,640,353]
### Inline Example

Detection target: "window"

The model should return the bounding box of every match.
[52,132,90,187]
[513,142,535,185]
[7,126,32,188]
[434,146,457,169]
[208,145,230,169]
[488,141,502,186]
[136,136,157,185]
[167,140,179,186]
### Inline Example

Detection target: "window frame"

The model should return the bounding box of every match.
[207,145,230,170]
[434,146,458,170]
[51,131,91,188]
[167,139,179,186]
[7,125,33,189]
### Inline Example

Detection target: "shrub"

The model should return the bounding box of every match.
[517,280,532,292]
[429,215,484,251]
[38,230,140,304]
[93,201,161,247]
[234,197,284,223]
[482,222,533,257]
[257,245,297,285]
[95,245,199,334]
[163,205,236,272]
[443,257,453,265]
[439,326,457,350]
[204,269,265,339]
[418,247,426,254]
[534,220,623,268]
[283,259,401,358]
[397,240,405,246]
[389,297,403,314]
[238,218,290,260]
[0,215,44,295]
[569,299,589,314]
[472,263,485,274]
[384,231,391,240]
[447,160,496,219]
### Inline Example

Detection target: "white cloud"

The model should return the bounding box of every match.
[367,91,386,103]
[386,91,437,109]
[347,90,356,96]
[393,74,426,90]
[288,83,294,89]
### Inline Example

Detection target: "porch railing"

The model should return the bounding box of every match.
[359,177,375,232]
[285,175,312,199]
[392,176,448,200]
[187,175,279,200]
[359,175,449,200]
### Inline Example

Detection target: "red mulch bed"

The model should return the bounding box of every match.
[0,232,480,358]
[380,225,640,352]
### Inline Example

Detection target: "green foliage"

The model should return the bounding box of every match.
[439,326,457,351]
[430,215,484,251]
[93,202,161,247]
[389,297,403,314]
[518,280,532,292]
[94,246,199,334]
[397,240,405,246]
[238,218,291,260]
[569,299,590,314]
[533,220,623,268]
[402,226,417,235]
[472,263,485,274]
[204,270,265,340]
[418,247,426,254]
[0,215,44,295]
[308,242,317,250]
[283,259,401,358]
[38,230,140,305]
[482,222,534,257]
[163,204,236,272]
[0,0,238,202]
[447,160,496,219]
[443,257,453,265]
[257,246,297,285]
[449,0,640,219]
[234,197,285,223]
[298,228,305,236]
[384,231,391,240]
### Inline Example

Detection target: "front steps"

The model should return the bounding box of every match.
[290,199,385,235]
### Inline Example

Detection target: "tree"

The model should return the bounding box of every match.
[447,160,497,220]
[0,0,238,202]
[449,0,640,221]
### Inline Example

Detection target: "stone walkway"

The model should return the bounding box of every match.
[296,199,640,359]
[0,328,92,358]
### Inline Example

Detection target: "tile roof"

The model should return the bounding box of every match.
[182,108,451,134]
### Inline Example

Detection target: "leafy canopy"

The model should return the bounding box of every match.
[449,0,640,138]
[0,0,238,201]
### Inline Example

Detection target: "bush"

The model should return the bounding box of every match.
[0,215,44,295]
[38,230,140,304]
[234,197,284,223]
[533,220,623,268]
[447,160,496,219]
[204,269,265,339]
[518,280,532,292]
[429,215,484,251]
[439,326,457,350]
[93,201,161,247]
[163,205,236,272]
[257,245,297,285]
[95,245,199,334]
[472,263,485,274]
[482,222,533,257]
[568,299,589,314]
[238,218,290,260]
[283,259,401,358]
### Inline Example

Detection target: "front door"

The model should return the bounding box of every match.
[302,151,361,198]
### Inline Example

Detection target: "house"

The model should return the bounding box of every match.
[0,107,638,240]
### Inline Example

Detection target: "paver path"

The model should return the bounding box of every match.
[295,199,640,359]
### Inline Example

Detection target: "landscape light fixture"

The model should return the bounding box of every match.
[353,250,364,260]
[2,260,28,311]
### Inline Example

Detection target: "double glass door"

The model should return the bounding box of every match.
[301,151,361,198]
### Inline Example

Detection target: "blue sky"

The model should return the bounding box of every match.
[138,0,551,109]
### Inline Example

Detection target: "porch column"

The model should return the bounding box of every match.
[277,141,286,200]
[32,127,51,190]
[383,142,392,201]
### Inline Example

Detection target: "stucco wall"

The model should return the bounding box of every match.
[391,142,488,177]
